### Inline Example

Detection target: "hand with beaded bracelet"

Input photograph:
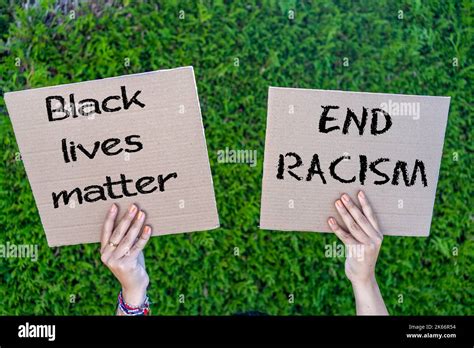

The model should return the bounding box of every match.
[100,203,152,316]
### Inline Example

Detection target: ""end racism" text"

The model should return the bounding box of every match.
[276,105,428,187]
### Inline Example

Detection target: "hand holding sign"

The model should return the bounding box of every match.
[328,191,383,283]
[100,203,151,309]
[328,191,388,315]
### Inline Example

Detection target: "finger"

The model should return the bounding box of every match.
[102,204,138,258]
[127,226,152,259]
[113,210,146,259]
[109,204,138,244]
[328,217,358,245]
[357,191,382,237]
[335,199,371,244]
[100,204,118,253]
[341,193,380,241]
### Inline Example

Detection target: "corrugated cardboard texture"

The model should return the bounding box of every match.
[260,87,450,237]
[5,67,219,246]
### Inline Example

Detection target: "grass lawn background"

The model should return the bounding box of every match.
[0,0,472,315]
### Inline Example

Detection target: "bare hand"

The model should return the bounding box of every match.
[328,191,383,285]
[327,191,388,315]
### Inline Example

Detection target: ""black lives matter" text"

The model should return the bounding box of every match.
[46,86,179,208]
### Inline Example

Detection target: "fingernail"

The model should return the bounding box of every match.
[342,194,350,203]
[329,218,336,225]
[110,204,117,213]
[137,210,145,220]
[144,226,151,234]
[129,204,137,215]
[335,200,343,208]
[359,191,365,199]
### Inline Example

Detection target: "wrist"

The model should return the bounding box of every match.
[122,285,148,307]
[350,275,377,289]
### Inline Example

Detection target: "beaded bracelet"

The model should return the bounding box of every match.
[117,290,150,316]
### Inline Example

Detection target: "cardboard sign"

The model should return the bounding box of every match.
[5,67,219,246]
[260,87,450,237]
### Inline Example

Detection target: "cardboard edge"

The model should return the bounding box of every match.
[422,97,452,238]
[267,86,451,99]
[258,225,431,237]
[48,223,222,247]
[258,87,275,228]
[3,66,195,97]
[188,65,221,228]
[3,94,55,247]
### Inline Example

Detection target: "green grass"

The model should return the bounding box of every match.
[0,0,472,315]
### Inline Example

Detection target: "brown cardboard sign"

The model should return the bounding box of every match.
[5,67,219,246]
[260,87,450,237]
